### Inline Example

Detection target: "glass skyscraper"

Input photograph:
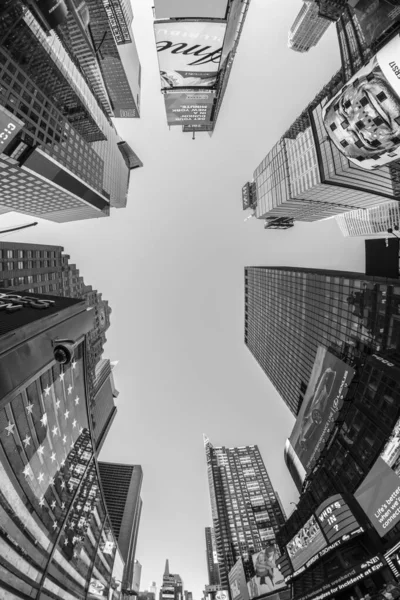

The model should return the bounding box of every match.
[245,266,400,416]
[205,527,221,586]
[204,436,286,590]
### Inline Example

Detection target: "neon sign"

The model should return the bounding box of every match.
[0,293,55,312]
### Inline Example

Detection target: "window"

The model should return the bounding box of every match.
[6,250,12,258]
[17,262,23,269]
[6,262,13,270]
[17,251,23,258]
[27,251,32,258]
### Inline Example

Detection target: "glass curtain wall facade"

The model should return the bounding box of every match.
[336,202,400,237]
[205,527,221,585]
[204,436,286,590]
[245,267,400,416]
[288,1,332,53]
[0,341,121,599]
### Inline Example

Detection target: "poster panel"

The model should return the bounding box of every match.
[286,515,327,572]
[164,90,215,125]
[323,34,400,171]
[154,0,228,19]
[355,401,400,538]
[247,544,286,600]
[350,0,400,47]
[288,347,355,476]
[154,21,226,88]
[315,494,361,545]
[0,105,24,153]
[229,558,250,600]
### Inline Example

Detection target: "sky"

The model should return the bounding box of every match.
[0,0,369,597]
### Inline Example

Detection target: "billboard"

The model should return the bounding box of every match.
[315,494,361,545]
[286,515,327,572]
[355,402,400,538]
[229,558,250,600]
[164,90,215,125]
[154,0,228,19]
[350,0,400,47]
[365,239,400,279]
[220,0,244,69]
[247,544,286,599]
[0,106,24,153]
[323,34,400,171]
[288,347,355,476]
[154,21,226,88]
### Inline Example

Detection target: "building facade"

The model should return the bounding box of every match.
[245,266,400,416]
[336,202,400,238]
[205,526,221,586]
[0,0,142,222]
[242,74,400,225]
[288,1,332,53]
[92,358,119,454]
[0,287,125,599]
[98,462,143,589]
[204,436,286,590]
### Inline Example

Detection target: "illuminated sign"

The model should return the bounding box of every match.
[0,106,24,153]
[294,555,386,600]
[286,515,327,572]
[316,494,361,544]
[0,292,56,312]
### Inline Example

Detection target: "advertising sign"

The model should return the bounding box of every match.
[323,34,400,171]
[0,106,24,154]
[316,494,361,545]
[247,544,286,599]
[351,0,400,47]
[288,347,355,476]
[220,0,244,68]
[293,555,386,600]
[36,0,69,29]
[286,515,327,572]
[154,0,228,19]
[164,90,215,125]
[229,558,250,600]
[154,21,226,88]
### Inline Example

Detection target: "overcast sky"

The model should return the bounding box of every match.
[0,0,369,597]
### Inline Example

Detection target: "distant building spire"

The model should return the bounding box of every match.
[203,433,209,446]
[164,559,170,577]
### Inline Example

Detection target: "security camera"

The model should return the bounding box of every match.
[53,339,76,364]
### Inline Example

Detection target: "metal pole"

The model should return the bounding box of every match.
[0,221,38,235]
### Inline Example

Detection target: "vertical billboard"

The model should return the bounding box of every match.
[288,347,355,477]
[220,0,244,69]
[350,0,400,47]
[323,34,400,170]
[315,494,361,544]
[247,544,286,599]
[154,0,228,19]
[229,558,250,600]
[0,106,24,153]
[355,407,400,537]
[164,90,215,125]
[154,21,226,88]
[286,516,327,572]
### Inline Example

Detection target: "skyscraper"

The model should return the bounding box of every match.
[288,1,332,53]
[335,202,400,237]
[244,266,400,416]
[160,560,184,600]
[0,0,142,222]
[205,527,220,586]
[242,70,400,228]
[98,462,143,589]
[91,359,119,453]
[204,436,286,590]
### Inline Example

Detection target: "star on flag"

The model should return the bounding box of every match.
[56,399,61,410]
[37,445,45,457]
[59,372,65,381]
[51,500,56,510]
[49,476,55,486]
[52,521,58,530]
[26,403,34,415]
[61,502,66,510]
[52,426,58,437]
[71,361,76,369]
[5,422,15,436]
[64,410,70,420]
[23,464,33,479]
[64,538,69,546]
[67,385,72,395]
[39,497,45,507]
[74,397,79,406]
[37,472,44,484]
[72,420,77,429]
[62,435,67,444]
[22,435,31,448]
[50,452,56,462]
[44,386,51,396]
[61,481,65,490]
[40,413,48,427]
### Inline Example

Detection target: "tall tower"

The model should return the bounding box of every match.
[98,462,143,589]
[288,1,332,53]
[204,436,285,590]
[244,266,400,416]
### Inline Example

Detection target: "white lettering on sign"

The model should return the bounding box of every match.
[0,293,55,312]
[372,354,394,367]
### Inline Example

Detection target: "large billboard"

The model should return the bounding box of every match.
[154,21,226,88]
[154,0,228,19]
[220,0,244,69]
[288,347,355,476]
[350,0,400,47]
[323,34,400,171]
[247,544,286,599]
[229,560,250,600]
[164,90,215,125]
[286,515,327,572]
[315,494,361,545]
[0,105,24,153]
[355,400,400,537]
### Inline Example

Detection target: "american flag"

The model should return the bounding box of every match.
[0,342,116,584]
